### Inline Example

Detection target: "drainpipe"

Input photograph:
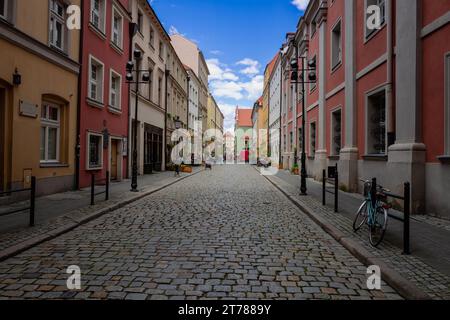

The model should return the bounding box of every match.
[164,68,169,168]
[387,0,395,146]
[126,23,135,179]
[75,0,85,190]
[279,52,283,168]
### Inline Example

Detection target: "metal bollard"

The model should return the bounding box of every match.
[322,170,326,206]
[105,171,110,201]
[91,174,95,206]
[29,176,36,227]
[403,182,411,255]
[334,171,339,213]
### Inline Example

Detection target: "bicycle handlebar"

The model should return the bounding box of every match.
[359,179,390,193]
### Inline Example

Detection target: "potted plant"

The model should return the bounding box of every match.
[292,163,299,175]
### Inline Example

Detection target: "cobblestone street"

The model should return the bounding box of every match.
[0,165,401,300]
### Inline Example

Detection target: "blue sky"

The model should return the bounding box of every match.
[150,0,308,132]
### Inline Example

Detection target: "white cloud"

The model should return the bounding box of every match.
[217,102,238,133]
[206,59,239,81]
[168,26,180,35]
[208,57,264,103]
[291,0,309,11]
[210,50,223,56]
[237,58,260,76]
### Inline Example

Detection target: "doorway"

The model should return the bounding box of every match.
[110,139,118,181]
[144,124,163,174]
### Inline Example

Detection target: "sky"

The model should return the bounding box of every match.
[150,0,308,133]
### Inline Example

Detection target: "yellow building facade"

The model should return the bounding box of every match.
[0,0,80,195]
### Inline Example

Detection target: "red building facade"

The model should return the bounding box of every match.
[78,0,131,188]
[280,0,450,218]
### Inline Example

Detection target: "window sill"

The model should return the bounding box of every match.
[362,154,388,162]
[49,44,68,57]
[110,42,124,55]
[308,156,315,160]
[86,166,103,171]
[437,155,450,164]
[331,61,342,74]
[364,23,386,44]
[328,155,340,160]
[86,98,104,109]
[40,163,69,168]
[88,23,107,41]
[108,106,122,115]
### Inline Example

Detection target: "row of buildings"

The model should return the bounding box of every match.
[252,0,450,219]
[0,0,223,196]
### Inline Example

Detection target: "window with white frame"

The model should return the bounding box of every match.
[309,56,317,92]
[88,55,104,103]
[137,10,143,34]
[367,90,386,155]
[331,109,342,156]
[365,0,386,39]
[331,20,342,71]
[148,63,154,101]
[40,103,60,163]
[445,54,450,155]
[159,41,164,59]
[49,0,66,51]
[87,133,103,169]
[91,0,105,33]
[109,69,122,110]
[149,26,155,48]
[111,7,123,49]
[310,122,316,157]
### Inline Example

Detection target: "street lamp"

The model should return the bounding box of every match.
[126,49,151,192]
[290,49,317,196]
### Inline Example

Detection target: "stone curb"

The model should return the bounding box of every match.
[257,168,430,300]
[0,169,204,263]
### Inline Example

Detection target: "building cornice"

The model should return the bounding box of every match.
[0,21,80,74]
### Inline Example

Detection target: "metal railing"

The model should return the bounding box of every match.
[0,177,36,227]
[90,171,110,206]
[371,178,411,255]
[322,165,339,213]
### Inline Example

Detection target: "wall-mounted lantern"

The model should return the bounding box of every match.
[13,68,21,86]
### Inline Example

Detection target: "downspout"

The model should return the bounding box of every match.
[164,68,169,167]
[126,23,135,179]
[279,52,283,168]
[387,0,395,146]
[75,0,85,190]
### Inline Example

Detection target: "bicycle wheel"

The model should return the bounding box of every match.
[353,201,368,232]
[369,206,388,247]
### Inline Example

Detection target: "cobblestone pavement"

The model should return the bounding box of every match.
[266,170,450,300]
[0,165,401,300]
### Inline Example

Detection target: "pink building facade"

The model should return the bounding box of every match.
[280,0,450,218]
[78,0,131,188]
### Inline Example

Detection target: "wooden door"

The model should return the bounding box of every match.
[110,140,118,180]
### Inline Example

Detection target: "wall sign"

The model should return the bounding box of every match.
[19,100,38,118]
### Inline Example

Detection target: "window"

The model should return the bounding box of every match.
[111,8,123,49]
[310,20,317,38]
[298,127,303,152]
[109,69,122,110]
[49,0,66,51]
[0,0,7,20]
[87,133,103,169]
[367,90,386,155]
[310,122,316,157]
[40,103,60,163]
[290,131,293,151]
[88,55,104,103]
[149,27,155,48]
[159,41,164,59]
[158,76,162,106]
[365,0,386,39]
[137,10,143,34]
[148,65,154,101]
[283,134,287,152]
[91,0,105,33]
[331,109,342,156]
[331,20,342,71]
[309,56,317,92]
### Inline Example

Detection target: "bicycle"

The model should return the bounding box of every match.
[353,179,390,247]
